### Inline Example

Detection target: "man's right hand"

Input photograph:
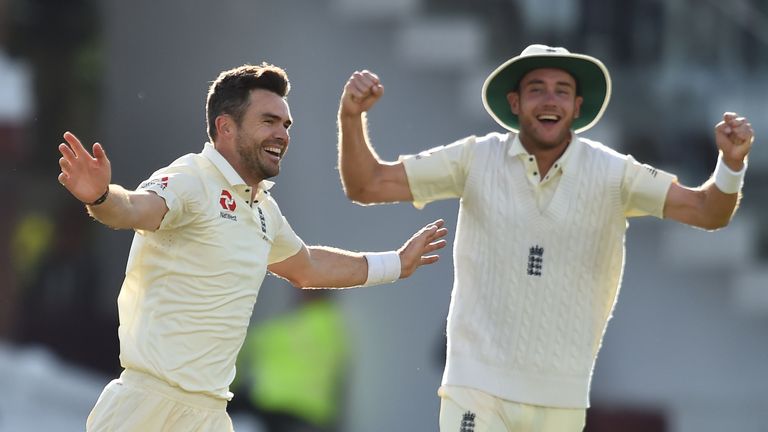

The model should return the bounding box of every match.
[58,131,112,204]
[339,70,384,117]
[397,219,449,279]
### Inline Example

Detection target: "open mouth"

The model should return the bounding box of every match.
[536,114,561,125]
[263,146,283,160]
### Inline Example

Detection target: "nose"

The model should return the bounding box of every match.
[274,125,289,143]
[539,90,561,109]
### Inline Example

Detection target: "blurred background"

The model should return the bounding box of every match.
[1,0,767,430]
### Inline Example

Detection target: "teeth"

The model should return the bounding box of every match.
[537,114,559,121]
[264,147,282,155]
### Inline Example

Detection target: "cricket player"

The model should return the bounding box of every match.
[57,63,449,431]
[336,44,755,432]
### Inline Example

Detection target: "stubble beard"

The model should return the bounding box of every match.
[520,117,573,151]
[236,134,279,181]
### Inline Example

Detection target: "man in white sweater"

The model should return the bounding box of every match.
[336,45,755,432]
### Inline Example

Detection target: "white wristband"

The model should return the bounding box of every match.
[714,154,746,194]
[363,251,401,287]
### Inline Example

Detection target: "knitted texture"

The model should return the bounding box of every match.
[443,133,627,408]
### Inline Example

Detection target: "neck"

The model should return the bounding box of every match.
[213,142,265,196]
[237,170,264,201]
[518,132,572,179]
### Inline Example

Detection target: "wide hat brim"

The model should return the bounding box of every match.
[482,46,611,134]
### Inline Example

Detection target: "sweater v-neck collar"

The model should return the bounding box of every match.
[506,133,583,221]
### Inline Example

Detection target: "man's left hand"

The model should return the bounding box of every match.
[715,112,754,171]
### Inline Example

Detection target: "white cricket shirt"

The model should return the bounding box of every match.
[117,143,303,400]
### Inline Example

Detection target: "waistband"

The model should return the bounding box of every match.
[120,369,227,411]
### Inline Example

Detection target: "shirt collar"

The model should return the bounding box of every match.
[507,133,528,158]
[507,132,579,173]
[201,142,275,191]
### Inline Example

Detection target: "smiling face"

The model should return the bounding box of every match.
[507,68,583,152]
[218,89,292,184]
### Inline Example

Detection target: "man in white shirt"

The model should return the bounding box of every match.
[336,44,755,432]
[57,63,449,432]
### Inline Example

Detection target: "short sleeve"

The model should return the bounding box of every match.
[621,155,677,218]
[267,215,304,264]
[137,169,202,230]
[399,135,475,209]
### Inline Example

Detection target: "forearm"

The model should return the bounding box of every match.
[700,151,746,228]
[338,112,386,199]
[276,246,402,289]
[269,219,445,288]
[289,246,368,288]
[87,185,162,230]
[697,179,740,229]
[664,150,747,230]
[300,247,368,289]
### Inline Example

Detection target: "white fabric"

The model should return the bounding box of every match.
[438,385,586,432]
[363,251,401,286]
[117,143,303,400]
[87,369,233,432]
[713,153,746,194]
[401,132,675,408]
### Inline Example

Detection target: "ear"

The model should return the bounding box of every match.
[574,95,583,119]
[215,115,234,138]
[506,91,520,115]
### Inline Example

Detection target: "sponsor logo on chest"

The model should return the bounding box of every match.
[217,190,270,242]
[219,189,238,221]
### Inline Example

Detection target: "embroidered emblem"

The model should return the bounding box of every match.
[257,207,267,234]
[219,190,237,221]
[645,166,658,178]
[527,245,544,276]
[461,411,476,432]
[219,190,236,211]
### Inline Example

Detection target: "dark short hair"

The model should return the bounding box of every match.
[206,63,290,142]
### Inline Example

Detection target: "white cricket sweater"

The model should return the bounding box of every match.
[402,132,673,408]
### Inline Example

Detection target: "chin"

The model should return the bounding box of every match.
[539,131,571,148]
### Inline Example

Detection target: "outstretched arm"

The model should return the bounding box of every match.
[338,70,413,204]
[664,112,754,230]
[58,131,167,231]
[268,219,448,289]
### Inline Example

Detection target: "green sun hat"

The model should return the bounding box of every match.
[481,44,612,134]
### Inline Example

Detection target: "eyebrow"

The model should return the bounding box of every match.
[522,78,575,89]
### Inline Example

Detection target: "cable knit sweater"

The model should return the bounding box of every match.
[402,132,674,408]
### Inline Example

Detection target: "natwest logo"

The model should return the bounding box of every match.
[219,189,236,211]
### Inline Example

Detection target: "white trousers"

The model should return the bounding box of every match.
[87,369,233,432]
